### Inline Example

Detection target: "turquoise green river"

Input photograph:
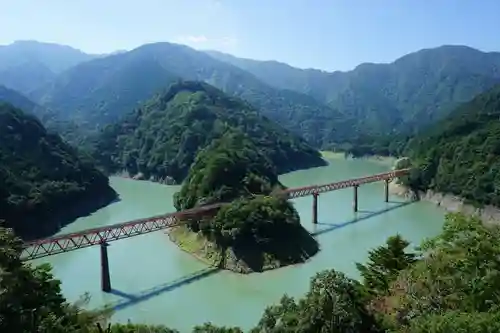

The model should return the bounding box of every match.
[31,157,446,331]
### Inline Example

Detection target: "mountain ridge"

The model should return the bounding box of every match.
[88,80,327,183]
[207,45,500,138]
[4,40,500,153]
[0,102,117,239]
[30,42,346,147]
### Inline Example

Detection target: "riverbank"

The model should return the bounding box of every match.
[112,170,177,185]
[17,184,118,240]
[40,158,447,331]
[389,180,500,227]
[320,151,396,167]
[168,224,319,274]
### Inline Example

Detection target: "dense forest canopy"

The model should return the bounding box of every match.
[89,81,325,183]
[0,103,116,239]
[172,130,318,272]
[404,84,500,206]
[173,130,281,210]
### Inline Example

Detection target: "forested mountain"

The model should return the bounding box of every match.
[0,85,84,143]
[89,81,326,183]
[0,40,98,94]
[0,103,117,239]
[0,85,41,115]
[10,41,500,152]
[405,84,500,206]
[30,42,349,147]
[208,45,500,137]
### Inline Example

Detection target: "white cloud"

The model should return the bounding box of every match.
[174,34,238,51]
[180,35,209,43]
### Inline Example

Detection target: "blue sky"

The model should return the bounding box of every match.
[2,0,499,71]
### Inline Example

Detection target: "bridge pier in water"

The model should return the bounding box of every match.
[100,242,111,293]
[353,185,359,212]
[312,192,318,224]
[19,170,412,263]
[385,179,390,202]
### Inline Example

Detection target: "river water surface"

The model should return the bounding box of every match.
[32,157,445,331]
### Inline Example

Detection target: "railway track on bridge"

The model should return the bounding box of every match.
[21,168,410,261]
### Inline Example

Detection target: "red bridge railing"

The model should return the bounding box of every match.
[283,168,410,199]
[21,168,410,261]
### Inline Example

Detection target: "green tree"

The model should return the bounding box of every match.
[405,311,500,333]
[252,270,383,333]
[0,227,108,333]
[382,213,500,326]
[356,234,417,296]
[0,102,116,239]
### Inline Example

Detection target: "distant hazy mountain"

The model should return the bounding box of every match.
[32,42,346,146]
[0,85,41,114]
[11,40,500,150]
[207,46,500,135]
[0,40,99,94]
[0,85,86,145]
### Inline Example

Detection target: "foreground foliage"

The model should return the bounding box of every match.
[3,213,500,332]
[356,234,417,297]
[251,270,382,333]
[0,103,116,239]
[0,227,110,333]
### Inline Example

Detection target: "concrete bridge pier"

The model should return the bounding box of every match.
[100,241,111,293]
[353,185,359,212]
[312,192,319,224]
[384,179,390,202]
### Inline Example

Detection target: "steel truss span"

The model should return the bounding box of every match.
[21,169,410,261]
[21,203,224,261]
[284,168,410,199]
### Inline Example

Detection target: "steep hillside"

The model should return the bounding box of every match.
[208,46,500,139]
[0,85,41,114]
[0,103,117,239]
[0,85,84,144]
[0,41,98,94]
[405,84,500,206]
[32,42,346,147]
[88,81,326,183]
[171,130,319,273]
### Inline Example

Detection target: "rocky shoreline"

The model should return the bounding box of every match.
[17,185,118,241]
[167,225,318,274]
[390,172,500,227]
[113,170,177,185]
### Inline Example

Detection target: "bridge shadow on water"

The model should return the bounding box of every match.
[108,201,413,311]
[312,200,414,237]
[110,266,220,311]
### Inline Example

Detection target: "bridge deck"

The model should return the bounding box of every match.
[21,168,410,261]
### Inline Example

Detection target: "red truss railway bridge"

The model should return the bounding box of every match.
[21,168,410,292]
